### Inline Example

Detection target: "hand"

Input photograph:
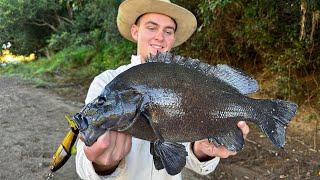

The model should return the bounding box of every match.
[83,131,132,175]
[193,121,249,161]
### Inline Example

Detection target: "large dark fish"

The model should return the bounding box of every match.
[72,52,297,175]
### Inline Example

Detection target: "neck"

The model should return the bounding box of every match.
[137,52,146,64]
[140,57,146,63]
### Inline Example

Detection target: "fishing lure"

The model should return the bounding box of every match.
[49,115,79,172]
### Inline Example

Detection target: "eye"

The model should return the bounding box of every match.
[147,26,156,31]
[165,29,174,36]
[96,96,106,106]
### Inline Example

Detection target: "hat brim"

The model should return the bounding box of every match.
[117,0,197,47]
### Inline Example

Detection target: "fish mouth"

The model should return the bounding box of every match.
[72,113,104,146]
[72,113,88,131]
[73,102,101,130]
[72,104,113,146]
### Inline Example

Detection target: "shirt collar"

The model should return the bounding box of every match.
[131,55,142,65]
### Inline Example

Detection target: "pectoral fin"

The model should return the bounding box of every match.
[150,142,164,170]
[208,126,244,152]
[142,111,187,175]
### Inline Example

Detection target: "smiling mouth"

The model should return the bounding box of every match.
[150,44,164,51]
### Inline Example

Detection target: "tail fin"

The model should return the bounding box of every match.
[256,99,297,148]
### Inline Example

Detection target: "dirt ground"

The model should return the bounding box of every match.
[0,76,319,180]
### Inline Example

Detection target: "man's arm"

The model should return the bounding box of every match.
[185,121,250,175]
[75,133,131,179]
[84,131,132,175]
[76,68,133,178]
[193,121,249,159]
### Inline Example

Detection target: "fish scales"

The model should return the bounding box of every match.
[111,62,245,142]
[72,52,297,175]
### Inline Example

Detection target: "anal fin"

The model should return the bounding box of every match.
[208,126,245,152]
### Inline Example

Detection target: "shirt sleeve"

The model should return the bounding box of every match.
[184,142,220,175]
[84,64,134,104]
[85,71,114,104]
[76,69,127,179]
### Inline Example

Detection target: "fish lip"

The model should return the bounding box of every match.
[73,113,98,146]
[72,112,88,131]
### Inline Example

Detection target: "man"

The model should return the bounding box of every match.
[76,0,250,179]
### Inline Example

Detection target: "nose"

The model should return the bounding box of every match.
[154,30,164,42]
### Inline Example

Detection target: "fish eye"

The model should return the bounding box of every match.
[96,96,106,106]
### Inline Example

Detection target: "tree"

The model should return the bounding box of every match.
[46,0,123,53]
[0,0,72,54]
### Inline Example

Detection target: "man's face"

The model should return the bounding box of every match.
[131,13,176,62]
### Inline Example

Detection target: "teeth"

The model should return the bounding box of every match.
[151,45,162,49]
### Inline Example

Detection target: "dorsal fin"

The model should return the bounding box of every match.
[146,52,259,95]
[208,64,259,94]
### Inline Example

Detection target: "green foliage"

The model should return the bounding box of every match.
[0,0,123,54]
[0,41,134,87]
[47,0,122,52]
[90,41,135,73]
[174,0,320,104]
[198,0,233,28]
[0,0,67,54]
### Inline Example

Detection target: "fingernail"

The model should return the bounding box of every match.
[238,121,245,126]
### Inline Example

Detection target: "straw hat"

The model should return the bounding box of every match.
[117,0,197,47]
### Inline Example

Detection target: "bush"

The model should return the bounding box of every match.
[47,0,122,52]
[1,41,135,86]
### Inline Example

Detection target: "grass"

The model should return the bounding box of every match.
[0,41,135,88]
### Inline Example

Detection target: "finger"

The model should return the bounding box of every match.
[212,146,237,158]
[86,131,117,162]
[201,141,237,158]
[123,134,132,155]
[198,139,211,148]
[93,131,118,165]
[84,131,112,161]
[196,140,216,155]
[237,121,249,139]
[111,132,127,162]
